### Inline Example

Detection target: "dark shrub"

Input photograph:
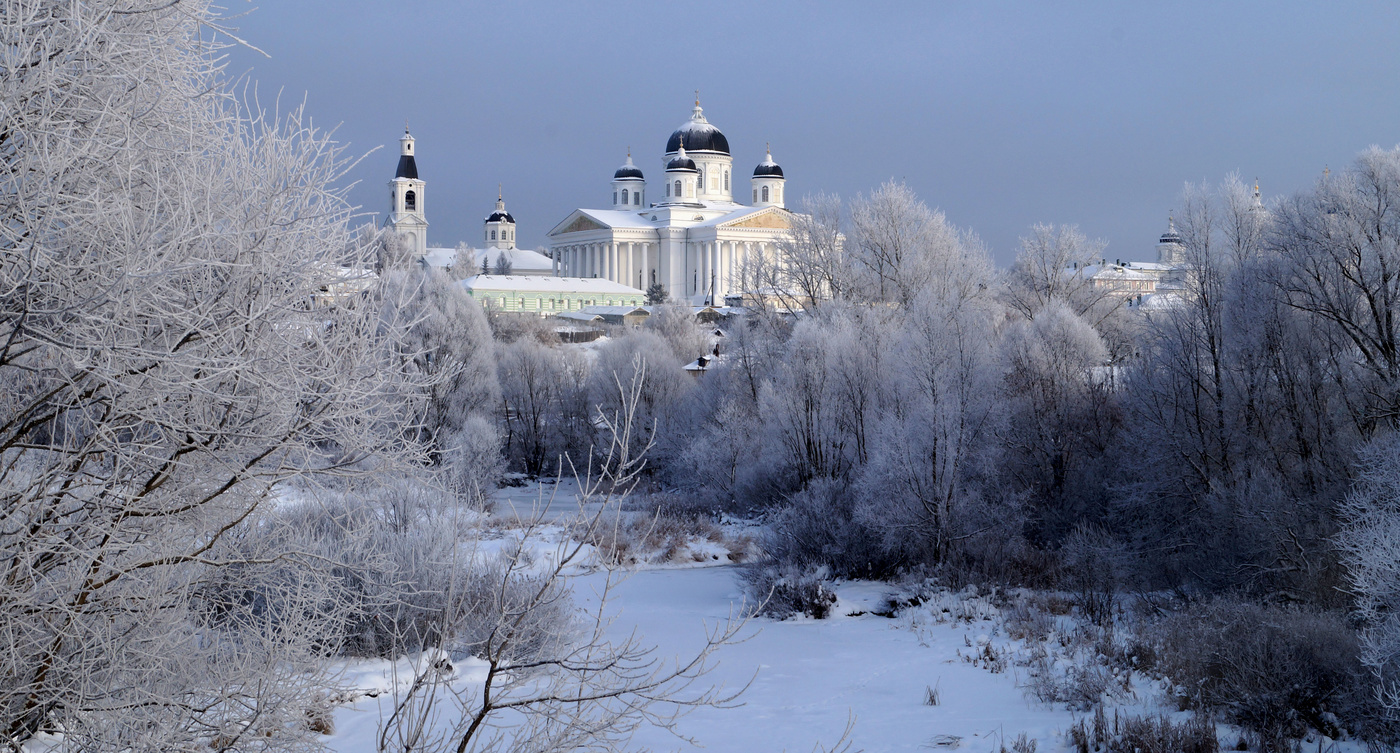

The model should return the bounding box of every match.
[1152,598,1364,749]
[741,563,838,620]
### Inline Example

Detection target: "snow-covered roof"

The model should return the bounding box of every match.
[467,247,553,273]
[581,305,649,317]
[460,275,644,295]
[684,353,723,372]
[421,247,457,269]
[1083,265,1158,282]
[556,311,604,323]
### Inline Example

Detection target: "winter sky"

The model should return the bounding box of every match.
[226,1,1400,265]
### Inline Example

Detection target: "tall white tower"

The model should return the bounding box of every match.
[1156,216,1184,266]
[484,186,516,250]
[751,145,785,208]
[612,151,645,209]
[387,126,428,259]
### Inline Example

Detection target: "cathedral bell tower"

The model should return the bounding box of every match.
[387,125,428,259]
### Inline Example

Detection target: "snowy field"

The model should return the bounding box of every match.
[321,559,1310,753]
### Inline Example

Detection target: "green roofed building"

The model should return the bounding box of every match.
[460,274,645,315]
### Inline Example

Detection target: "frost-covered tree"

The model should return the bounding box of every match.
[645,302,711,364]
[1340,432,1400,715]
[0,1,435,748]
[999,301,1114,539]
[848,181,959,305]
[378,266,500,457]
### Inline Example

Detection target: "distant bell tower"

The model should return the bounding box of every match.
[484,186,517,250]
[387,125,428,259]
[1157,215,1184,266]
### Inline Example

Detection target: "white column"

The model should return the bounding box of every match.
[610,242,619,282]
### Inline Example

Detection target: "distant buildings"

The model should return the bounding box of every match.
[547,99,797,305]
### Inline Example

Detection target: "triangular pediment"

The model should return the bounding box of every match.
[550,211,608,236]
[722,209,791,230]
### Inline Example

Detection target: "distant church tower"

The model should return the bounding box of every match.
[1156,215,1184,266]
[484,187,517,250]
[387,126,428,259]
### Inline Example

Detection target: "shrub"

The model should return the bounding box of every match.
[1152,598,1364,747]
[202,492,571,661]
[741,563,838,620]
[1069,708,1218,753]
[760,479,902,580]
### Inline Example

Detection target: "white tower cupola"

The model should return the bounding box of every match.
[751,145,785,208]
[612,150,645,209]
[1157,215,1184,266]
[484,185,516,250]
[387,125,428,259]
[663,143,699,203]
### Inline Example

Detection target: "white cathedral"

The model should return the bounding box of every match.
[386,101,798,306]
[547,99,796,305]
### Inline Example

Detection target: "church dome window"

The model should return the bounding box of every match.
[405,190,416,211]
[491,230,496,240]
[762,186,769,203]
[674,180,682,197]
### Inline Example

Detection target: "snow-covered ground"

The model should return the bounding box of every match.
[322,564,1143,752]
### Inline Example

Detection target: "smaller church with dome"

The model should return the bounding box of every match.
[547,99,797,305]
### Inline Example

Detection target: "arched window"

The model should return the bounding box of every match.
[665,182,670,197]
[762,186,769,203]
[724,170,730,191]
[491,230,496,240]
[674,180,682,197]
[621,189,628,204]
[633,191,640,205]
[753,188,758,202]
[405,190,416,211]
[613,191,618,204]
[776,185,782,202]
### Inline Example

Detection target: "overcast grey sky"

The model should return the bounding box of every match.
[226,1,1400,265]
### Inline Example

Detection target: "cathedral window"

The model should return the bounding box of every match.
[762,186,769,203]
[621,189,628,204]
[724,170,729,191]
[491,230,497,240]
[613,191,617,204]
[753,189,757,202]
[665,182,670,197]
[633,191,640,205]
[405,190,416,211]
[674,180,681,197]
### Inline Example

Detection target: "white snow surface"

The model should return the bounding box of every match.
[319,567,1183,752]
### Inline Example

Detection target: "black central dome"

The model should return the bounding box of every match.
[486,210,515,223]
[665,104,730,155]
[615,163,644,180]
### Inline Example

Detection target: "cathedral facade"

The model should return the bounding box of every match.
[547,101,795,304]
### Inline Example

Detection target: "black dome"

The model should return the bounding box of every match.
[486,211,515,223]
[666,154,697,172]
[666,126,729,155]
[753,161,784,178]
[614,164,644,180]
[395,154,418,180]
[666,104,730,154]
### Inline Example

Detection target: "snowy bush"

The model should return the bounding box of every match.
[741,563,838,620]
[761,479,901,580]
[1069,708,1219,753]
[1151,599,1364,747]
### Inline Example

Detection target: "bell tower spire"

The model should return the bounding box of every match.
[387,124,428,259]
